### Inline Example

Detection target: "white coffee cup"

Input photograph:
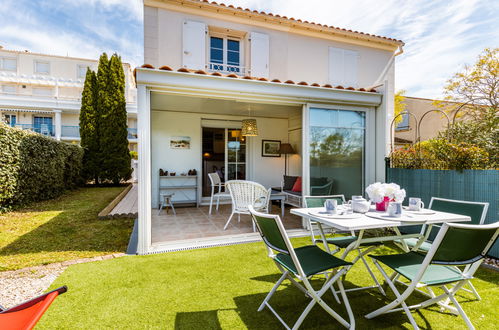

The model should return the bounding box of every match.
[324,199,337,214]
[387,201,403,217]
[408,197,424,211]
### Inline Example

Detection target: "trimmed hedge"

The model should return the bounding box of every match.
[0,123,83,211]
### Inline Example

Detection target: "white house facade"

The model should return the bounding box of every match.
[136,0,404,254]
[0,48,138,150]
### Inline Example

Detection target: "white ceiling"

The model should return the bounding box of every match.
[150,93,302,119]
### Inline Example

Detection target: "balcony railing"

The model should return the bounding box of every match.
[15,124,55,136]
[61,125,80,137]
[207,62,246,75]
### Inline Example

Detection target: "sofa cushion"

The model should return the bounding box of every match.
[292,177,302,192]
[283,175,298,190]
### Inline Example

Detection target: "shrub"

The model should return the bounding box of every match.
[0,123,83,211]
[390,138,491,170]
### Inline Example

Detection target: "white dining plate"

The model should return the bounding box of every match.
[402,207,436,215]
[365,212,426,222]
[308,209,362,220]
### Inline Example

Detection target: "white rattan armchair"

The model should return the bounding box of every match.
[224,180,271,231]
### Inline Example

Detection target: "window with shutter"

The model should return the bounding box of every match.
[328,47,359,87]
[208,36,242,74]
[250,32,269,78]
[182,20,207,70]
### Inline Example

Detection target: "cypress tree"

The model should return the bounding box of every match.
[79,68,99,183]
[100,54,132,184]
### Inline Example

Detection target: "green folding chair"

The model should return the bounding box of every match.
[304,195,385,297]
[366,221,499,329]
[398,197,489,300]
[248,205,355,329]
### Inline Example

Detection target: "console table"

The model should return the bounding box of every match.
[158,175,198,207]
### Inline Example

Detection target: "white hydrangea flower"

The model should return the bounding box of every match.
[393,188,406,202]
[365,182,385,203]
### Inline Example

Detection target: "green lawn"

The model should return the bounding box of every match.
[39,238,499,329]
[0,187,134,271]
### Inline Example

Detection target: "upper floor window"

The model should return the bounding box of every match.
[209,36,242,74]
[395,112,410,131]
[0,57,17,71]
[34,60,50,74]
[78,64,89,79]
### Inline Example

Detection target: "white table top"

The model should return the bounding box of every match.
[291,207,471,231]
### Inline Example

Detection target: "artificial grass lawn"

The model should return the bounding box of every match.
[0,186,134,271]
[39,238,499,329]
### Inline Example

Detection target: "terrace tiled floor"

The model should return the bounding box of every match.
[151,203,303,244]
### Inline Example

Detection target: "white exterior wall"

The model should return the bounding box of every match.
[150,110,288,207]
[144,5,394,88]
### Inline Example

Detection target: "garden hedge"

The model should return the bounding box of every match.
[0,123,83,211]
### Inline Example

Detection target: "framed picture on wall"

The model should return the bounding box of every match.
[170,136,191,149]
[261,140,281,157]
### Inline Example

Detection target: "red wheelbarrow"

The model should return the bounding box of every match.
[0,286,67,330]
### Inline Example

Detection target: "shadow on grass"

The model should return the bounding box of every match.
[0,187,134,258]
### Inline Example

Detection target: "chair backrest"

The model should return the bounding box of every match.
[226,180,270,211]
[425,197,489,242]
[249,205,290,254]
[303,195,346,208]
[208,172,222,187]
[429,198,488,225]
[429,221,499,265]
[310,181,334,196]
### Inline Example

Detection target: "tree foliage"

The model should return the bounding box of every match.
[393,89,407,125]
[79,53,131,185]
[100,54,132,184]
[79,68,99,182]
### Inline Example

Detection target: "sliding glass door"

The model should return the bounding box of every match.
[308,107,366,199]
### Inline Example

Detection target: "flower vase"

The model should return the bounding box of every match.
[376,196,390,211]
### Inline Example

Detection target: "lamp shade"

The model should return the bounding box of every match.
[241,119,258,136]
[279,143,295,154]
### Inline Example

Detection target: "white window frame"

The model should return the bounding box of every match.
[77,64,89,79]
[0,57,17,71]
[302,103,375,197]
[207,33,244,74]
[34,60,50,75]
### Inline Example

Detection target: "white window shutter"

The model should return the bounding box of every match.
[250,32,269,78]
[343,49,358,87]
[182,20,206,70]
[328,47,344,86]
[328,47,358,87]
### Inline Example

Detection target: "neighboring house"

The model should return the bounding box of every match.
[394,96,463,148]
[135,0,404,253]
[0,47,138,150]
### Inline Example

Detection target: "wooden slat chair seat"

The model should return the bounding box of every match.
[366,221,499,330]
[248,205,355,329]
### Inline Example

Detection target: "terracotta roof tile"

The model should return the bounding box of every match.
[138,65,378,93]
[159,65,173,71]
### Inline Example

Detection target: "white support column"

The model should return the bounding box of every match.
[54,110,62,141]
[137,85,152,254]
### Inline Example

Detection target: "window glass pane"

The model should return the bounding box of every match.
[309,108,365,199]
[78,65,88,78]
[210,49,223,63]
[3,58,17,70]
[2,85,16,93]
[227,51,239,66]
[35,61,50,74]
[210,37,223,49]
[228,40,239,52]
[396,112,410,130]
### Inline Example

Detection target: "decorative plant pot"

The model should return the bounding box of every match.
[376,196,390,211]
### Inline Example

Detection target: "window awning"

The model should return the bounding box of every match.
[0,108,54,114]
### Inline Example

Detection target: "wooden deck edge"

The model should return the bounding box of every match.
[98,184,133,219]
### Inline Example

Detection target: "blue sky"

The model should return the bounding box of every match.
[1,0,497,98]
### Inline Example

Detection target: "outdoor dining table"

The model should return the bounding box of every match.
[290,206,471,274]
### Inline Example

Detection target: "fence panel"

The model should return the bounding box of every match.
[387,168,499,258]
